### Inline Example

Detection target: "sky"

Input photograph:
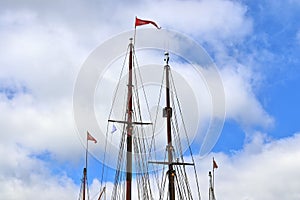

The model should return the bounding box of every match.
[0,0,300,199]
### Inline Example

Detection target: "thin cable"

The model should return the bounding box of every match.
[170,69,202,200]
[101,44,130,187]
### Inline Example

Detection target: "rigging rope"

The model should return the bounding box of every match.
[100,45,130,188]
[78,174,84,200]
[170,69,202,200]
[110,44,156,199]
[99,45,203,199]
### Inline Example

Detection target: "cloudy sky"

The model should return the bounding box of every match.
[0,0,300,199]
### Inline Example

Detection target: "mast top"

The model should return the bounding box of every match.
[164,52,169,65]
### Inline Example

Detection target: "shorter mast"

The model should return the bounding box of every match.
[208,171,216,200]
[164,52,175,200]
[81,132,97,200]
[210,158,218,200]
[149,52,194,200]
[83,134,89,200]
[83,168,87,200]
[83,132,89,200]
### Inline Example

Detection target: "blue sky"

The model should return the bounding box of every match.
[0,0,300,199]
[214,0,300,153]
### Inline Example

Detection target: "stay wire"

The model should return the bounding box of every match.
[132,49,154,199]
[101,44,130,188]
[133,48,166,198]
[170,70,202,200]
[151,68,166,193]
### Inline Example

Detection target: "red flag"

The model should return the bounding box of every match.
[135,17,160,29]
[87,131,97,143]
[213,159,218,169]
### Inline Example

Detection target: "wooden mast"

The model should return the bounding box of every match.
[126,38,134,200]
[164,52,175,200]
[148,52,195,199]
[109,37,152,199]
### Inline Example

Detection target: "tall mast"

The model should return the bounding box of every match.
[83,168,87,200]
[109,37,152,199]
[164,52,175,200]
[126,38,134,200]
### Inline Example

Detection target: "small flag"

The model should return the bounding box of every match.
[87,131,97,143]
[111,124,117,134]
[213,158,218,169]
[135,17,161,29]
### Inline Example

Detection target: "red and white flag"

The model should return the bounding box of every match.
[87,131,97,143]
[135,17,161,29]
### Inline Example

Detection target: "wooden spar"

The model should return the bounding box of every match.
[98,187,106,200]
[164,52,175,200]
[126,38,133,200]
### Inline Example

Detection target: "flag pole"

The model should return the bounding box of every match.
[134,16,137,46]
[86,132,88,169]
[83,132,89,200]
[212,157,215,190]
[208,171,212,200]
[84,131,97,200]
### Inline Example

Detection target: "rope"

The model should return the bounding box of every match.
[78,174,84,200]
[100,42,203,199]
[101,45,129,188]
[170,69,202,200]
[111,42,157,199]
[149,68,166,196]
[132,47,155,199]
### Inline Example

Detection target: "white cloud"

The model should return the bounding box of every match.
[0,9,88,104]
[0,93,82,162]
[221,65,274,130]
[0,143,79,200]
[85,132,300,200]
[135,0,253,42]
[206,132,300,200]
[0,0,287,199]
[1,130,299,199]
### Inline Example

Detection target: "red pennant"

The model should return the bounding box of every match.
[135,17,160,29]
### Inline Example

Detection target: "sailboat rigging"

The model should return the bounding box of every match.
[103,39,202,199]
[76,17,222,200]
[148,52,202,200]
[79,132,98,200]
